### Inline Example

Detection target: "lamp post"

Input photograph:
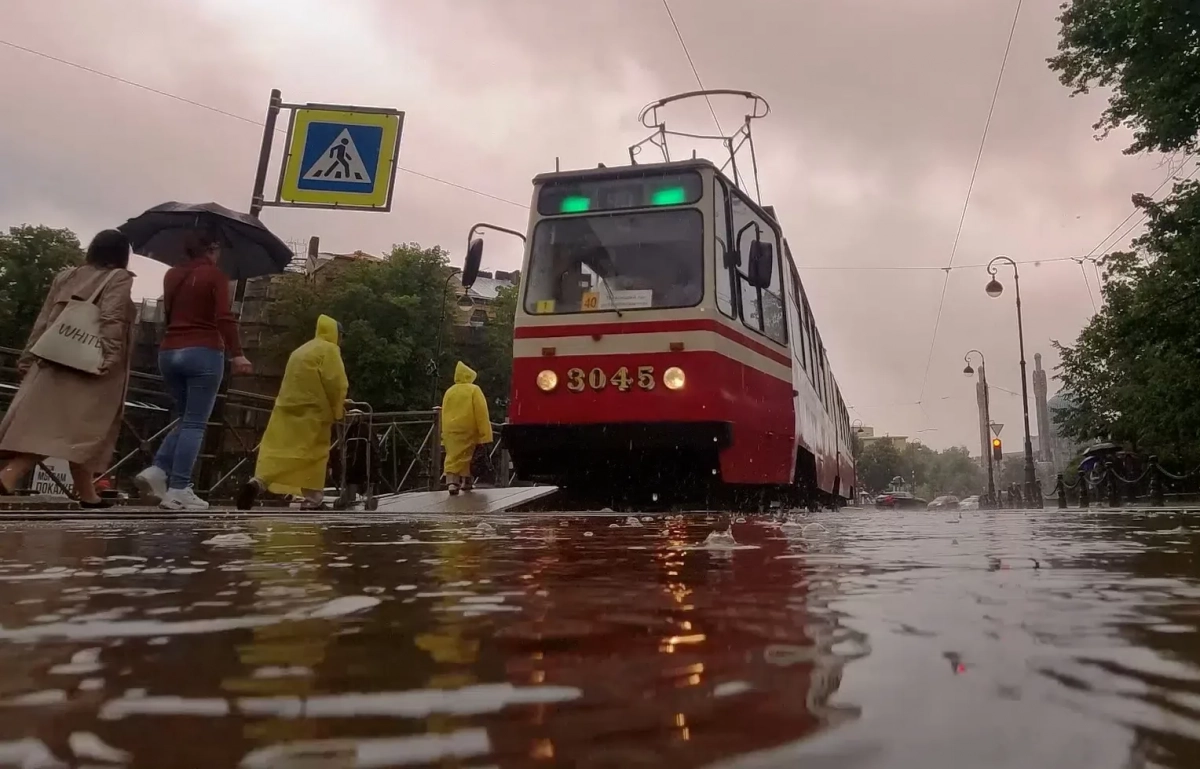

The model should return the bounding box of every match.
[985,255,1037,507]
[430,222,527,407]
[963,349,995,507]
[430,270,462,408]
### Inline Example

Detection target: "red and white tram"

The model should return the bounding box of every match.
[463,93,855,508]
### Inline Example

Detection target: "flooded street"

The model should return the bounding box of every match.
[1,508,1199,768]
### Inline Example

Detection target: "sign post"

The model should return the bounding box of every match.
[198,91,405,497]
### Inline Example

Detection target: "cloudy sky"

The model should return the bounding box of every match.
[0,0,1186,452]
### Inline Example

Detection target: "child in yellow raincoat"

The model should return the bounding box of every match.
[441,361,493,495]
[236,314,348,510]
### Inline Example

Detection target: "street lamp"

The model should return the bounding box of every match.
[963,349,995,507]
[430,222,526,406]
[985,255,1038,507]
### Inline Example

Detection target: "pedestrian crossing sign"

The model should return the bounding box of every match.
[277,105,404,211]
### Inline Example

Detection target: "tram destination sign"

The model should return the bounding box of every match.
[538,171,703,216]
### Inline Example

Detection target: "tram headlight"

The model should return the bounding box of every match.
[663,366,685,390]
[536,370,558,392]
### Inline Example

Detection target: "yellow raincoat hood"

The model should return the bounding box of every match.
[440,361,492,476]
[315,314,339,345]
[454,361,477,385]
[252,314,349,496]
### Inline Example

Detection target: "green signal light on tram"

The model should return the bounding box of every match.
[559,195,592,213]
[650,186,688,205]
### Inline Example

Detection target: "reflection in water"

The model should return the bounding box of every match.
[2,510,1200,766]
[220,520,333,748]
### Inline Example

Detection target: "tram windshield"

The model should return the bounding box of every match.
[523,209,703,315]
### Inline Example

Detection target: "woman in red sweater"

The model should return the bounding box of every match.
[135,231,252,510]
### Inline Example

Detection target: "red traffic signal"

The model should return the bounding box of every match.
[991,437,1003,461]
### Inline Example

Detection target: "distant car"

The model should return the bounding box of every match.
[959,495,980,511]
[876,492,927,510]
[927,495,960,510]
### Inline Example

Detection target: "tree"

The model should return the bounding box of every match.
[1054,180,1200,462]
[921,445,985,499]
[856,439,905,494]
[0,225,84,349]
[1049,0,1200,464]
[1048,0,1200,155]
[459,283,516,418]
[266,243,458,412]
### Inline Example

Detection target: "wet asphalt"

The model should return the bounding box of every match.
[1,507,1199,768]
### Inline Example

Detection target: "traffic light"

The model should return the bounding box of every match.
[991,437,1003,461]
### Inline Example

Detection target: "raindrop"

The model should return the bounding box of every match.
[625,517,643,527]
[583,532,594,537]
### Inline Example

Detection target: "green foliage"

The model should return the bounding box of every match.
[1054,180,1200,462]
[1050,0,1200,464]
[0,225,84,349]
[460,284,516,417]
[266,243,459,412]
[856,439,905,493]
[1048,0,1200,155]
[856,440,985,497]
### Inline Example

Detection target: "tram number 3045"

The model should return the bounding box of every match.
[566,366,655,393]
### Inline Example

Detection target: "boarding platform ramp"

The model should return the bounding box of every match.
[372,485,560,515]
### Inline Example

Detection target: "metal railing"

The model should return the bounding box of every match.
[1045,455,1200,509]
[0,347,512,504]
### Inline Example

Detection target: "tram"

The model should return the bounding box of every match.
[462,91,856,508]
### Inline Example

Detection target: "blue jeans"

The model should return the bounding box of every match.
[154,347,224,489]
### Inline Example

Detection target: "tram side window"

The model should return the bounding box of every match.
[790,265,807,371]
[824,357,833,413]
[714,179,734,318]
[817,345,829,410]
[803,302,818,389]
[730,192,786,345]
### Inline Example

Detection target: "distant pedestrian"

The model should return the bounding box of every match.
[0,230,135,508]
[440,361,493,495]
[236,315,348,511]
[135,230,252,511]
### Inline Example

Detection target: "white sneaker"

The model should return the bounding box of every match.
[134,466,168,503]
[160,487,209,511]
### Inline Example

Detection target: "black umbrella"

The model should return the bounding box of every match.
[118,201,293,281]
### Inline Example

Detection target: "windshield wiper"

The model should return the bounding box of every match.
[599,277,624,318]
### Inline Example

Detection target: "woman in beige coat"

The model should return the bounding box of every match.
[0,230,136,508]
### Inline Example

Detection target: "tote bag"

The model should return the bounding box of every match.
[29,269,120,375]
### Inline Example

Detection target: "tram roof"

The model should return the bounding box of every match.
[532,158,721,185]
[533,159,778,223]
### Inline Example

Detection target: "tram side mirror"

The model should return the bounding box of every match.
[462,238,484,289]
[747,240,774,288]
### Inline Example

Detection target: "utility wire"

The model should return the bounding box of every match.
[1085,152,1197,259]
[916,0,1024,404]
[661,0,724,137]
[1077,259,1097,312]
[0,38,529,210]
[797,254,1096,272]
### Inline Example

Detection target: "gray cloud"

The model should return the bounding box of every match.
[0,0,1178,453]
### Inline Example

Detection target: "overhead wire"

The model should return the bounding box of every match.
[1084,151,1197,259]
[661,0,724,136]
[0,37,529,210]
[1077,259,1097,312]
[916,0,1025,404]
[797,253,1100,272]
